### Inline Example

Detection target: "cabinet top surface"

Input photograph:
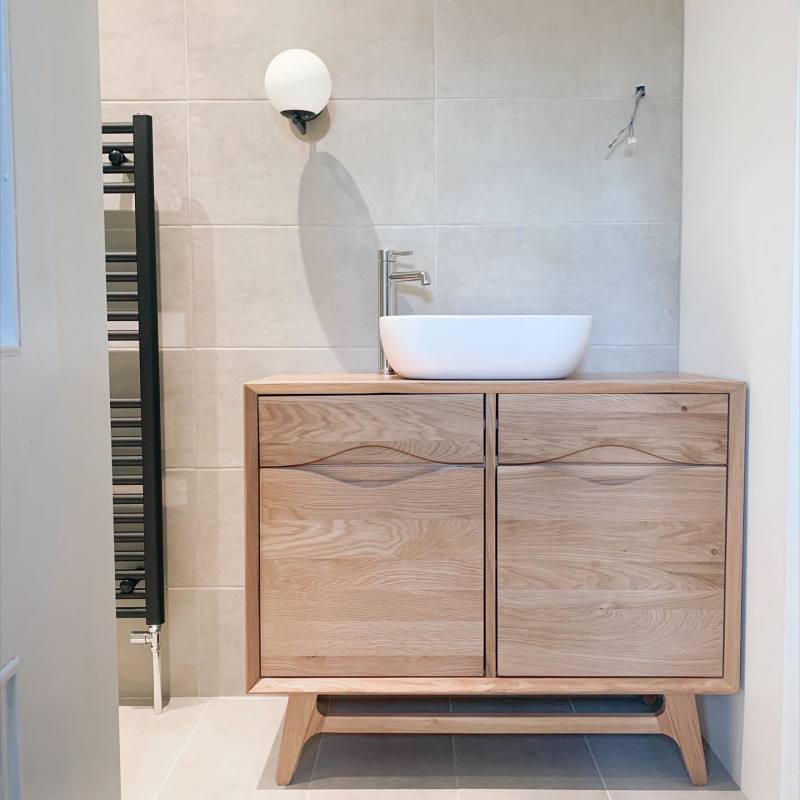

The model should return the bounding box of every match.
[245,372,744,395]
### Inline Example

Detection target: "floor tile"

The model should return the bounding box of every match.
[327,696,451,715]
[451,695,572,714]
[308,734,456,790]
[310,792,456,799]
[587,734,738,791]
[569,696,656,714]
[458,791,609,799]
[607,792,745,799]
[455,734,604,790]
[119,698,208,800]
[156,696,312,798]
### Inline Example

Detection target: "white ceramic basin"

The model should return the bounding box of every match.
[379,315,592,380]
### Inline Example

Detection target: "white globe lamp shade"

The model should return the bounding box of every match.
[264,49,331,134]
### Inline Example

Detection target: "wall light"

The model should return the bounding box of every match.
[264,49,331,135]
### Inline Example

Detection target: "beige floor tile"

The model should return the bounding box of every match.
[119,698,208,800]
[607,793,745,799]
[156,696,313,798]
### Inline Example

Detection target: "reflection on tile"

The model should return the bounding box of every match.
[192,226,433,348]
[102,102,190,225]
[187,0,433,99]
[157,697,311,798]
[193,348,375,468]
[455,735,603,790]
[328,696,451,715]
[119,698,207,800]
[310,733,456,790]
[437,225,679,346]
[189,101,434,225]
[196,469,244,587]
[99,0,186,100]
[581,346,678,372]
[436,99,681,224]
[435,0,682,98]
[587,735,738,791]
[165,469,197,588]
[194,589,246,697]
[569,696,655,714]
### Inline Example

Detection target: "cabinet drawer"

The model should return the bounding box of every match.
[259,464,485,677]
[498,394,728,465]
[259,394,484,467]
[497,464,726,677]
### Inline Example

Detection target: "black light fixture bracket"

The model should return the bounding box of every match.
[281,109,320,135]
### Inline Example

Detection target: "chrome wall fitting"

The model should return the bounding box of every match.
[130,624,163,714]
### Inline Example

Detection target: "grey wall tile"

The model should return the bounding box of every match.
[436,224,679,346]
[436,0,683,98]
[165,469,197,588]
[196,469,244,587]
[102,102,190,225]
[187,0,433,99]
[189,100,434,225]
[581,345,678,371]
[192,226,434,348]
[99,0,186,100]
[436,98,681,224]
[194,347,376,468]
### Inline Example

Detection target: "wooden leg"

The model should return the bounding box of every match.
[657,694,708,786]
[275,693,323,786]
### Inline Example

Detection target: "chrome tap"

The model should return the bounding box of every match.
[377,248,431,375]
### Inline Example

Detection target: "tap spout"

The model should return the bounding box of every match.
[388,270,431,286]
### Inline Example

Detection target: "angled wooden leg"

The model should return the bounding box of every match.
[276,693,323,786]
[657,694,708,786]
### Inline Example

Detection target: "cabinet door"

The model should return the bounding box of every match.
[260,464,484,677]
[497,465,726,677]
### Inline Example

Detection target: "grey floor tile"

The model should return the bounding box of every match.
[327,695,451,715]
[308,733,457,790]
[455,734,604,790]
[587,734,738,791]
[452,695,572,714]
[570,695,657,714]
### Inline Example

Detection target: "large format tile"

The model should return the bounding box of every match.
[162,350,195,468]
[119,698,208,800]
[99,0,186,100]
[608,793,745,799]
[309,733,456,790]
[165,589,199,696]
[436,0,683,98]
[451,696,572,714]
[436,98,681,224]
[436,225,679,346]
[581,345,678,372]
[196,468,244,587]
[587,734,738,791]
[157,697,314,797]
[102,102,190,225]
[196,589,246,696]
[193,348,375,468]
[454,734,604,790]
[458,791,609,800]
[192,226,434,348]
[187,0,433,99]
[189,100,434,225]
[164,469,197,588]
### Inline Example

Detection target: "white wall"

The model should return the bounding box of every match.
[681,2,800,799]
[0,0,121,797]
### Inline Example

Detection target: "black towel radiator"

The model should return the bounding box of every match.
[102,115,165,713]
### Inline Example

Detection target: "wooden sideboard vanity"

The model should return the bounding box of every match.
[244,373,745,786]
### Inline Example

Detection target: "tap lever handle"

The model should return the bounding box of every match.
[379,248,414,263]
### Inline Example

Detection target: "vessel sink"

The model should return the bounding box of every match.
[379,314,592,380]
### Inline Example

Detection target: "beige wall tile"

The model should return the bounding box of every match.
[99,0,186,99]
[436,0,683,98]
[192,226,434,348]
[187,0,433,99]
[194,348,376,468]
[196,588,246,696]
[189,100,434,225]
[166,588,198,696]
[102,102,190,225]
[162,349,195,468]
[196,469,243,588]
[165,469,197,588]
[437,224,679,346]
[436,98,681,224]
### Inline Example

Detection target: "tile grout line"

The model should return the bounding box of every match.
[153,699,212,799]
[568,697,611,799]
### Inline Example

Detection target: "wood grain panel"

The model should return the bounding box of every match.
[497,465,727,677]
[498,394,728,465]
[260,464,484,677]
[259,394,484,466]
